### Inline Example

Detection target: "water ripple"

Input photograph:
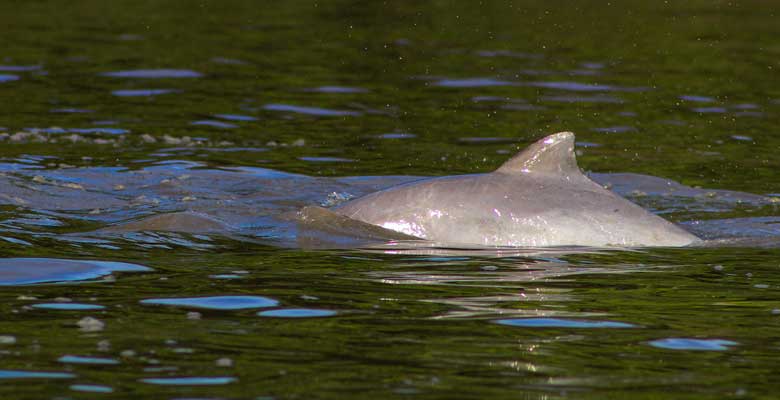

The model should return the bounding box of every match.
[0,370,75,379]
[527,81,617,92]
[263,103,361,116]
[111,89,178,97]
[306,86,368,93]
[434,78,516,87]
[540,94,624,103]
[0,65,42,72]
[648,338,738,351]
[101,69,203,78]
[0,258,151,286]
[70,384,113,393]
[257,308,337,318]
[680,95,715,102]
[140,376,236,385]
[496,318,635,328]
[140,295,279,310]
[692,107,727,113]
[190,120,238,129]
[58,355,120,365]
[591,126,637,134]
[0,74,20,82]
[298,156,355,163]
[213,113,257,121]
[32,303,106,311]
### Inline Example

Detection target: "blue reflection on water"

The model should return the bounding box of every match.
[307,86,368,93]
[101,69,202,78]
[376,133,417,139]
[496,318,635,328]
[528,81,617,92]
[33,303,106,311]
[0,65,41,72]
[25,127,129,135]
[591,126,637,134]
[263,103,361,117]
[0,258,151,286]
[680,95,715,102]
[648,338,738,351]
[0,370,75,379]
[213,113,257,121]
[0,74,20,82]
[59,355,120,365]
[692,107,727,113]
[190,120,238,129]
[257,308,337,318]
[140,295,279,310]
[140,376,236,385]
[70,384,114,393]
[434,78,516,87]
[209,274,244,279]
[112,89,178,97]
[50,108,93,113]
[540,94,624,103]
[298,157,354,163]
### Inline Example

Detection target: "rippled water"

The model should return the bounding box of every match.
[1,1,779,399]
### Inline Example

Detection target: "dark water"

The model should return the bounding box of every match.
[1,1,780,399]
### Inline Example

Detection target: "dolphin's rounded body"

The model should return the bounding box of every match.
[334,132,699,247]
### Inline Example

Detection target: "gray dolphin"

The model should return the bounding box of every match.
[333,132,700,247]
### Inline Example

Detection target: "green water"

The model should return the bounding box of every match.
[1,1,780,399]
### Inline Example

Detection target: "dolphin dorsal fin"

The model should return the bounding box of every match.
[496,132,582,177]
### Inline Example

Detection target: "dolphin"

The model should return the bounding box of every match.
[332,132,700,247]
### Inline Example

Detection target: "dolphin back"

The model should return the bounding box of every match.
[333,132,700,248]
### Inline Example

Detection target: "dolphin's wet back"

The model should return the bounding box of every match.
[334,132,699,247]
[1,137,779,250]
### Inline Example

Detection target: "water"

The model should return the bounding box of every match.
[0,1,779,398]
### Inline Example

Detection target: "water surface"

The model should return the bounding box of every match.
[0,1,779,399]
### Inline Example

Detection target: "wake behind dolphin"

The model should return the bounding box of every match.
[332,132,700,247]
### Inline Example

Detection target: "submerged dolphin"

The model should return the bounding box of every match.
[333,132,700,247]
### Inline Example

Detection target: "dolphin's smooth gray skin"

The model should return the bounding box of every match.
[333,132,700,247]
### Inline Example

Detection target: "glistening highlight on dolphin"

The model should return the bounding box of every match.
[332,132,700,247]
